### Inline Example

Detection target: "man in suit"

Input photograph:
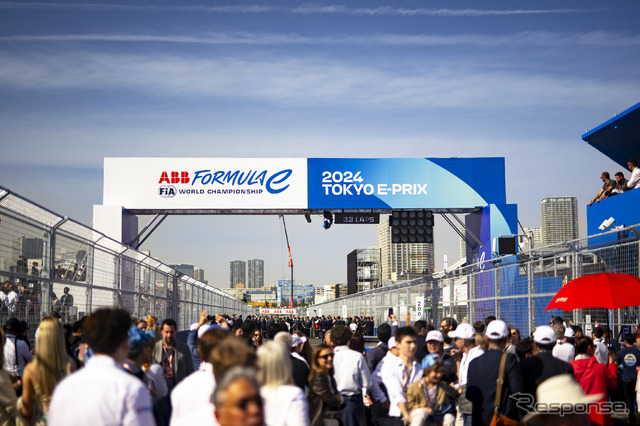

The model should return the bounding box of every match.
[520,325,574,401]
[366,323,391,373]
[154,318,194,392]
[413,320,428,362]
[61,286,73,303]
[466,319,523,425]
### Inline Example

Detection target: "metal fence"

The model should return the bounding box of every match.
[309,225,640,339]
[0,186,251,339]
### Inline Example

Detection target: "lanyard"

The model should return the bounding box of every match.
[162,344,174,375]
[421,381,437,408]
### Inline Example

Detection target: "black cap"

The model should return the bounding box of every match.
[5,318,21,332]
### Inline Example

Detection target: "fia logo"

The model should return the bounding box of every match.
[159,185,176,198]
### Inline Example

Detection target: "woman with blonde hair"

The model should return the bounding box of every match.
[19,317,72,425]
[257,342,309,426]
[146,316,161,344]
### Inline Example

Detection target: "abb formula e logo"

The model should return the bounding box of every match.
[158,171,190,184]
[157,169,293,195]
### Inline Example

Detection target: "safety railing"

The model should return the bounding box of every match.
[0,186,252,339]
[309,225,640,338]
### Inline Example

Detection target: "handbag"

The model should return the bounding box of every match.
[489,352,519,426]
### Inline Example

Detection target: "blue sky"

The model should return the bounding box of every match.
[1,0,639,289]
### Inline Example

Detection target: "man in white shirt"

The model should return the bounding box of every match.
[370,337,397,425]
[2,318,32,379]
[592,326,609,364]
[450,323,484,426]
[380,327,423,425]
[5,287,18,316]
[551,324,575,363]
[170,327,229,426]
[627,158,640,189]
[49,308,154,426]
[332,325,371,426]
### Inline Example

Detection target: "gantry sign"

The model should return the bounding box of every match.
[96,157,518,322]
[102,157,507,214]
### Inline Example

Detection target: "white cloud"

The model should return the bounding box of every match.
[0,2,275,13]
[293,5,604,17]
[0,50,635,111]
[0,2,602,17]
[3,30,639,47]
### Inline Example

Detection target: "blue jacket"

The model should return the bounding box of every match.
[186,329,200,370]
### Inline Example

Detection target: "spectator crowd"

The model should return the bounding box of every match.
[0,309,638,425]
[588,158,640,205]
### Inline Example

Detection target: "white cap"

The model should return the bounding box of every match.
[533,325,556,345]
[426,330,444,343]
[388,336,397,349]
[449,323,475,340]
[564,327,575,338]
[291,334,303,347]
[197,324,212,339]
[486,320,509,339]
[520,375,601,424]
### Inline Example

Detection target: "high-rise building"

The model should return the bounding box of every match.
[169,263,194,278]
[230,260,246,288]
[541,197,579,245]
[194,268,205,282]
[247,259,264,289]
[376,219,435,281]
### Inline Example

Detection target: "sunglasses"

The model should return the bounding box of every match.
[235,396,263,411]
[318,353,334,360]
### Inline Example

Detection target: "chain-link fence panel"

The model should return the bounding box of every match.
[0,186,252,343]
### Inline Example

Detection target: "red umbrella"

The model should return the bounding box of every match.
[545,273,640,311]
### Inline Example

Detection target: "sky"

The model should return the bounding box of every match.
[0,0,639,290]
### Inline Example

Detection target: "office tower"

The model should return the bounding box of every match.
[376,219,435,281]
[247,259,264,289]
[541,197,579,245]
[169,263,194,278]
[230,260,246,288]
[194,268,205,282]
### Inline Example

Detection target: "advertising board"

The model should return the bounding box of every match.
[103,157,506,211]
